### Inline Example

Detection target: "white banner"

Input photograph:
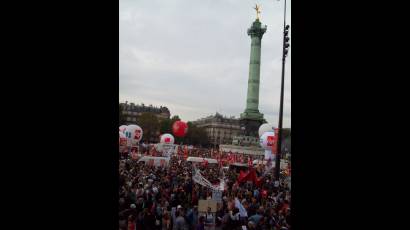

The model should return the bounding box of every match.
[193,169,225,192]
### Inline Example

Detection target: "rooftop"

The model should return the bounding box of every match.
[120,102,170,113]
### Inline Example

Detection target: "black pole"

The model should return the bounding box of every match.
[275,0,288,180]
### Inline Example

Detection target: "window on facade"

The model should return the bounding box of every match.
[126,117,131,121]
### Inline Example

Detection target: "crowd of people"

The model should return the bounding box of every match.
[119,146,291,230]
[128,144,266,165]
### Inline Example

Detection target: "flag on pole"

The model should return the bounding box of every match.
[184,145,188,160]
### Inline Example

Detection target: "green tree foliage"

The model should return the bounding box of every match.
[159,115,180,136]
[119,104,126,126]
[158,118,210,146]
[159,118,172,134]
[184,122,210,147]
[137,112,160,143]
[171,115,181,123]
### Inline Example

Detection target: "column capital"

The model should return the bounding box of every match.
[247,20,267,38]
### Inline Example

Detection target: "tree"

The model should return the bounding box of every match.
[137,113,160,143]
[119,104,126,126]
[171,115,181,123]
[159,118,172,134]
[184,122,209,147]
[159,115,181,136]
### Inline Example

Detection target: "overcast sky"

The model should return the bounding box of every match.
[120,0,291,127]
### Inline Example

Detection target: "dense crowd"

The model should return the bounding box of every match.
[119,147,291,230]
[130,144,265,164]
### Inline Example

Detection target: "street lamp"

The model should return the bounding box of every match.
[275,0,290,180]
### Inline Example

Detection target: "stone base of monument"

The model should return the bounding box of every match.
[219,143,264,157]
[239,116,264,137]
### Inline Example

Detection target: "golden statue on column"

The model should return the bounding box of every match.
[254,4,261,20]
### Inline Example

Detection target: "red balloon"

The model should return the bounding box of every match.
[172,121,188,137]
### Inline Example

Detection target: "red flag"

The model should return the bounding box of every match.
[202,158,209,167]
[272,128,279,155]
[248,157,253,168]
[237,168,263,187]
[238,170,248,182]
[255,176,263,187]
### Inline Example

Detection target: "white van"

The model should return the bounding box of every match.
[186,157,218,164]
[137,156,170,167]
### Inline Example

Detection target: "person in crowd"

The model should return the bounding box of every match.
[196,216,205,230]
[174,209,188,230]
[119,213,127,230]
[162,210,171,230]
[119,144,291,230]
[205,207,214,223]
[248,207,264,225]
[186,206,198,230]
[127,215,136,230]
[229,207,241,229]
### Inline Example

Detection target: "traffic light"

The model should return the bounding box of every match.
[284,24,290,58]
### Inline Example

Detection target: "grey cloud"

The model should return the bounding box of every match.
[120,0,291,127]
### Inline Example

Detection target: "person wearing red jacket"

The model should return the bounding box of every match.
[127,215,136,230]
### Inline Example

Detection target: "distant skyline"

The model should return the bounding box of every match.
[120,0,291,127]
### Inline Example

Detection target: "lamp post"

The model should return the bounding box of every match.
[275,0,290,180]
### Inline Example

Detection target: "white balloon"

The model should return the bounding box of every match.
[258,123,275,137]
[119,125,127,134]
[259,131,276,150]
[160,133,175,144]
[119,132,127,147]
[126,124,143,144]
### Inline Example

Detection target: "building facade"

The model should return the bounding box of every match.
[192,113,242,146]
[120,102,170,124]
